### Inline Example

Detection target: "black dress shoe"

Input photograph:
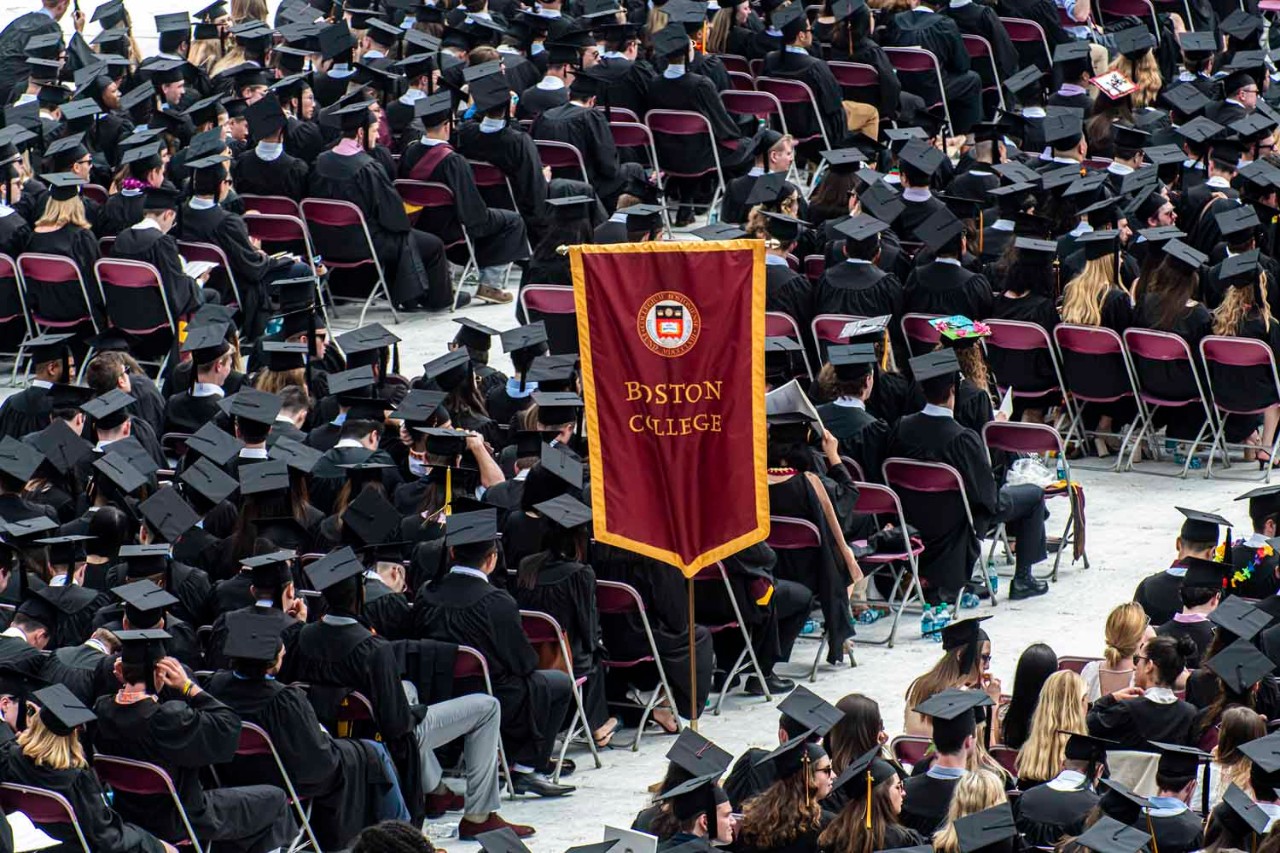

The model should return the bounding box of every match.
[548,758,576,777]
[744,674,796,696]
[1007,575,1049,600]
[510,771,575,797]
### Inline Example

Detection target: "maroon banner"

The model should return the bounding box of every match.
[570,240,769,576]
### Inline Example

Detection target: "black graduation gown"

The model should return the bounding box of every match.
[26,225,101,316]
[724,746,772,809]
[232,147,310,200]
[987,292,1059,394]
[1086,694,1199,748]
[904,260,994,320]
[0,209,30,258]
[100,559,213,628]
[943,2,1018,77]
[1134,567,1186,627]
[900,773,961,836]
[95,190,147,239]
[0,384,51,440]
[810,262,905,332]
[816,402,890,483]
[283,118,325,166]
[895,195,947,244]
[887,411,998,596]
[884,10,983,133]
[456,120,547,222]
[413,570,552,764]
[766,261,810,312]
[532,102,630,198]
[179,202,273,297]
[1145,808,1204,853]
[593,57,654,119]
[760,49,848,148]
[485,383,535,428]
[516,82,570,120]
[110,224,205,316]
[0,11,60,106]
[205,671,393,850]
[307,149,432,306]
[398,141,530,268]
[1012,778,1098,848]
[164,390,226,436]
[363,576,411,641]
[644,71,750,176]
[0,741,166,853]
[1156,617,1213,670]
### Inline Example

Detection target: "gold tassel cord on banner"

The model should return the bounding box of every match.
[556,245,571,256]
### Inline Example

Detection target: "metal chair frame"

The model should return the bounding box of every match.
[93,753,206,852]
[518,609,603,783]
[596,580,682,750]
[1199,334,1280,482]
[300,198,399,327]
[694,562,772,714]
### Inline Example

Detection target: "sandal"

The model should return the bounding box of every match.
[651,707,680,734]
[593,718,619,748]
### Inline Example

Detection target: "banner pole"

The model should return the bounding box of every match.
[688,577,698,732]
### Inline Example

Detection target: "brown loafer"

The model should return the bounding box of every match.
[458,813,535,839]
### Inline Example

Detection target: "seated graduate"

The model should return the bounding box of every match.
[232,93,310,200]
[903,207,994,322]
[808,214,903,327]
[887,351,1048,603]
[819,745,921,853]
[1138,742,1209,853]
[594,200,664,246]
[734,737,835,853]
[1206,732,1280,848]
[762,0,859,147]
[413,509,577,797]
[1013,732,1107,846]
[0,334,76,440]
[206,609,410,849]
[279,547,530,837]
[1086,634,1199,748]
[815,344,890,483]
[27,173,101,319]
[900,688,993,836]
[163,321,236,436]
[91,629,297,852]
[639,730,733,836]
[724,688,842,809]
[336,490,412,640]
[721,130,796,227]
[485,324,550,438]
[110,184,219,317]
[654,772,739,852]
[399,80,530,306]
[203,549,304,670]
[1153,556,1221,669]
[0,683,177,852]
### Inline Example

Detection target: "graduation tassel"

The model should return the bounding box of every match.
[864,770,872,829]
[1146,812,1159,853]
[803,751,812,810]
[444,467,452,516]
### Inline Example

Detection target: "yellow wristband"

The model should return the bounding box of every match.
[182,681,193,697]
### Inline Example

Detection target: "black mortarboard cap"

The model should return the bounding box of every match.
[954,803,1018,853]
[421,349,471,393]
[666,728,732,777]
[180,456,238,505]
[1177,505,1231,542]
[1112,26,1155,57]
[745,171,792,207]
[533,392,583,427]
[534,494,592,529]
[916,209,965,252]
[30,419,91,475]
[898,139,945,178]
[453,317,500,351]
[777,685,842,735]
[1063,732,1116,763]
[0,437,42,483]
[239,460,289,496]
[222,609,289,661]
[1176,115,1225,144]
[445,509,500,547]
[1042,111,1084,147]
[1076,817,1151,853]
[1148,740,1211,777]
[343,488,402,547]
[1216,204,1261,240]
[1221,250,1261,287]
[1224,784,1271,835]
[267,437,322,476]
[913,686,994,720]
[33,683,95,735]
[306,545,364,592]
[828,344,877,381]
[1239,732,1280,774]
[418,427,470,457]
[92,452,148,495]
[833,215,890,244]
[1076,229,1121,261]
[476,828,533,853]
[541,443,584,490]
[138,487,199,543]
[1205,638,1275,693]
[112,579,178,625]
[1221,9,1262,39]
[115,628,171,671]
[1210,595,1270,641]
[1162,238,1208,270]
[186,422,243,466]
[652,22,690,56]
[229,389,283,426]
[1178,30,1217,56]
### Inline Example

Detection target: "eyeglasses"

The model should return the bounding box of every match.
[814,765,835,775]
[1132,654,1148,665]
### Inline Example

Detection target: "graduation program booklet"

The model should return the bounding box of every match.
[181,259,219,280]
[8,811,57,851]
[997,387,1014,419]
[766,379,823,428]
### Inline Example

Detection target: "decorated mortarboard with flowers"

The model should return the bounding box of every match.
[930,315,991,343]
[1091,70,1138,100]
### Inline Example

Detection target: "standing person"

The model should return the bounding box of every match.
[1134,507,1229,627]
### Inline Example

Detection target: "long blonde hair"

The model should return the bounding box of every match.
[210,45,249,76]
[1061,257,1120,326]
[1214,275,1271,336]
[1109,52,1161,109]
[1014,671,1087,783]
[255,367,307,394]
[647,5,669,34]
[1102,602,1149,667]
[906,646,977,712]
[18,711,88,771]
[188,38,225,72]
[932,770,1008,853]
[36,196,91,230]
[705,6,735,54]
[232,0,268,22]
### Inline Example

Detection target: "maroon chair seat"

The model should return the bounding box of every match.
[238,194,302,217]
[300,198,397,326]
[0,783,92,852]
[1200,335,1280,481]
[595,580,682,747]
[519,610,602,778]
[720,54,751,75]
[17,253,98,333]
[828,61,881,102]
[754,77,828,148]
[1123,327,1215,476]
[890,735,932,769]
[901,312,943,358]
[535,139,590,183]
[93,754,207,850]
[847,482,927,648]
[999,17,1053,69]
[983,318,1064,399]
[519,284,578,354]
[1057,655,1101,673]
[1052,323,1140,463]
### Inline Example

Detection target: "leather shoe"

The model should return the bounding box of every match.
[424,790,464,818]
[548,758,576,777]
[744,673,795,696]
[511,771,575,797]
[458,813,536,838]
[1007,575,1049,600]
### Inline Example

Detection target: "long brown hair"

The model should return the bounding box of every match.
[818,775,901,853]
[738,764,826,848]
[826,694,884,774]
[906,646,976,711]
[1143,258,1200,330]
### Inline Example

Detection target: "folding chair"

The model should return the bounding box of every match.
[395,179,479,306]
[765,311,815,379]
[848,482,927,648]
[998,18,1053,70]
[234,722,322,852]
[828,61,882,104]
[882,456,998,603]
[882,47,954,137]
[982,319,1066,412]
[596,579,682,749]
[766,515,845,681]
[691,562,771,714]
[239,194,303,217]
[519,284,578,354]
[1199,335,1280,481]
[607,122,671,235]
[519,610,603,782]
[453,645,517,796]
[1057,655,1101,673]
[93,258,178,375]
[720,54,752,75]
[901,312,943,359]
[645,110,729,218]
[1123,328,1217,477]
[749,58,765,78]
[803,254,825,283]
[240,212,329,325]
[1096,0,1161,37]
[300,198,399,327]
[812,313,864,364]
[962,34,1007,112]
[727,70,756,91]
[889,734,932,770]
[177,240,242,312]
[16,253,100,343]
[468,160,521,213]
[597,105,641,123]
[0,782,92,852]
[93,754,207,851]
[720,90,789,137]
[81,183,108,207]
[0,254,35,385]
[990,745,1020,776]
[982,421,1089,580]
[1052,324,1142,469]
[536,139,590,183]
[755,77,832,153]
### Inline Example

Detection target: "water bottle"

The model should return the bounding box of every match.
[921,605,935,639]
[932,604,950,640]
[986,558,999,595]
[801,619,817,636]
[1055,453,1067,483]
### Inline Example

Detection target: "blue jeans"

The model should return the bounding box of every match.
[361,739,411,822]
